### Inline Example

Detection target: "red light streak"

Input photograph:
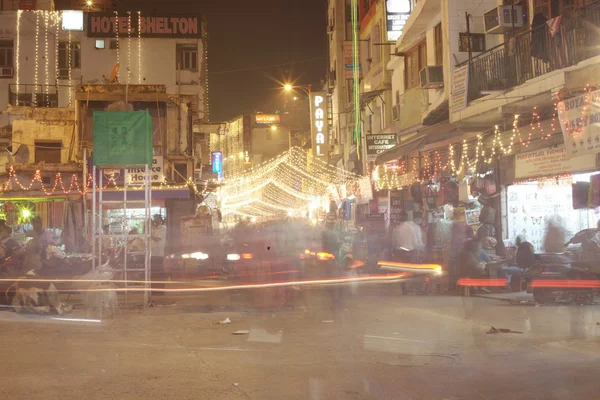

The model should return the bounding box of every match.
[530,280,600,288]
[457,278,507,287]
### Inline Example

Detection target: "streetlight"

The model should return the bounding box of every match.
[283,83,312,97]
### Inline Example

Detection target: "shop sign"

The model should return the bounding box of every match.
[126,156,164,184]
[87,13,202,38]
[343,41,362,79]
[385,0,412,41]
[450,64,469,114]
[514,145,596,179]
[366,133,397,160]
[255,114,280,124]
[357,176,373,204]
[211,152,223,180]
[310,92,329,158]
[558,89,600,158]
[389,190,403,226]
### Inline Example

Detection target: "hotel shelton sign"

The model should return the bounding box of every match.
[87,13,202,38]
[310,92,329,158]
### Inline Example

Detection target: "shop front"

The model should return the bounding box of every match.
[503,145,600,251]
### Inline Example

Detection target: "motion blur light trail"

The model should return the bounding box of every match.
[530,280,600,288]
[15,272,410,293]
[378,261,442,274]
[457,278,507,287]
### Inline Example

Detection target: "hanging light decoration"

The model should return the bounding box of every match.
[15,10,21,105]
[137,11,142,84]
[33,11,40,106]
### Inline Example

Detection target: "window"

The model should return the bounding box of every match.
[459,33,486,53]
[58,42,81,78]
[434,24,443,66]
[0,40,14,76]
[176,44,198,71]
[404,41,426,89]
[367,114,373,134]
[174,163,188,183]
[371,24,381,64]
[395,90,400,105]
[109,40,118,50]
[95,40,105,49]
[35,141,62,164]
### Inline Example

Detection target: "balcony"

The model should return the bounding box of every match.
[9,84,60,108]
[461,2,600,103]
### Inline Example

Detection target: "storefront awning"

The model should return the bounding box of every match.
[360,89,386,107]
[375,134,426,165]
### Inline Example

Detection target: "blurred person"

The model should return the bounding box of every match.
[392,212,424,295]
[392,212,423,263]
[29,216,54,258]
[23,219,45,270]
[448,221,475,289]
[498,235,534,290]
[151,216,167,293]
[0,225,21,262]
[101,225,113,252]
[543,215,566,253]
[459,239,487,278]
[128,228,145,253]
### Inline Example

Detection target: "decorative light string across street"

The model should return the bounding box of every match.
[220,147,361,220]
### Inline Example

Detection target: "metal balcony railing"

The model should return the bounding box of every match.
[8,84,66,108]
[459,2,600,103]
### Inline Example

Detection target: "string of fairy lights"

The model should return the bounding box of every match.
[219,147,361,220]
[373,100,572,191]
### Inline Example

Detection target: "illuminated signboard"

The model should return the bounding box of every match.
[310,92,328,158]
[211,151,223,180]
[87,13,202,38]
[386,0,412,41]
[255,114,280,124]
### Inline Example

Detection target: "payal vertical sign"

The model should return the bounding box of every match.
[310,92,329,158]
[212,151,223,181]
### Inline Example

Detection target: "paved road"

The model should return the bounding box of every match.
[1,285,599,400]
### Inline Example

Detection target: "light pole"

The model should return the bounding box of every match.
[283,83,312,98]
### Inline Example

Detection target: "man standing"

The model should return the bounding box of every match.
[392,212,424,295]
[392,212,424,264]
[151,216,167,294]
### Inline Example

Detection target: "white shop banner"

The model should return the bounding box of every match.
[514,145,596,179]
[558,89,600,158]
[126,156,164,184]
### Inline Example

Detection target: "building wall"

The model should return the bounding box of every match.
[251,124,289,166]
[0,10,206,129]
[10,106,77,164]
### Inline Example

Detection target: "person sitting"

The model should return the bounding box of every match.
[498,235,534,290]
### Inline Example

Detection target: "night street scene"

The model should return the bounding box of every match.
[1,0,600,399]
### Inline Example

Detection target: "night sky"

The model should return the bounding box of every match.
[113,0,328,121]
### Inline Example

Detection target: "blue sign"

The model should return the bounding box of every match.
[211,152,222,180]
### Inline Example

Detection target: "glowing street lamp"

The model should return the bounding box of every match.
[283,83,312,97]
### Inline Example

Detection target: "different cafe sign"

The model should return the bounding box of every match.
[310,92,329,158]
[87,13,202,38]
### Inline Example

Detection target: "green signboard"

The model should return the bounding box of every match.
[93,111,153,166]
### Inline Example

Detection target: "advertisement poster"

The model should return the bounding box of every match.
[450,65,469,114]
[557,89,600,158]
[514,145,596,179]
[385,0,412,41]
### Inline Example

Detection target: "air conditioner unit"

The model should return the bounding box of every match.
[484,6,524,34]
[419,66,444,89]
[392,104,399,121]
[0,67,13,77]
